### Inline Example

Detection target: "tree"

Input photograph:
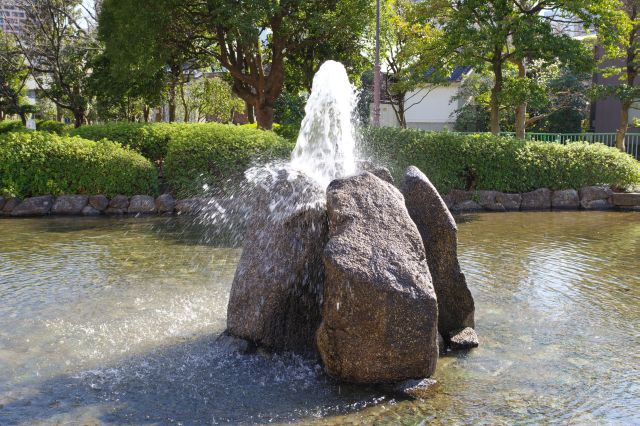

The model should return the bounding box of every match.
[0,31,31,124]
[415,0,626,135]
[177,75,244,123]
[599,0,639,151]
[15,0,100,127]
[99,0,372,130]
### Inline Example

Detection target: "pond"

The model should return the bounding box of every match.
[0,212,638,425]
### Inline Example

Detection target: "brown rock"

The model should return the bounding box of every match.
[477,190,506,212]
[401,166,475,338]
[155,194,176,214]
[521,188,552,210]
[318,172,438,384]
[89,195,109,211]
[106,195,129,215]
[385,378,438,399]
[551,189,580,210]
[579,186,613,208]
[11,195,54,216]
[1,197,21,215]
[453,199,483,212]
[226,170,328,355]
[582,199,613,210]
[0,197,4,211]
[612,192,640,207]
[52,195,88,215]
[81,205,101,216]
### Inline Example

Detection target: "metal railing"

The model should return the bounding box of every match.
[454,132,640,159]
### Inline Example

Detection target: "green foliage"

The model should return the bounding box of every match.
[363,128,640,192]
[69,122,172,164]
[36,120,73,135]
[164,123,294,196]
[178,76,244,123]
[0,120,25,134]
[0,131,157,197]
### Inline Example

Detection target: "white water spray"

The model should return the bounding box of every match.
[290,60,358,188]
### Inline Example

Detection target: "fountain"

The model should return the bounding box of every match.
[224,60,478,389]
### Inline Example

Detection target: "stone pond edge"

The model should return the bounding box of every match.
[0,186,639,217]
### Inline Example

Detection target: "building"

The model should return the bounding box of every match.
[375,66,473,130]
[0,1,27,35]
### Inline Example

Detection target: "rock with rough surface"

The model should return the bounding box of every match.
[11,196,54,216]
[579,186,612,209]
[521,188,552,210]
[106,195,129,215]
[612,192,640,207]
[1,198,21,215]
[448,327,479,350]
[477,190,506,212]
[496,193,522,211]
[175,198,200,215]
[401,166,475,338]
[453,199,483,212]
[0,197,4,211]
[155,194,176,214]
[387,378,438,399]
[52,195,88,215]
[82,205,101,216]
[551,189,579,210]
[226,169,328,355]
[317,172,438,384]
[89,195,109,211]
[128,195,156,214]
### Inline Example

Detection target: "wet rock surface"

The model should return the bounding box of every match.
[449,327,480,350]
[317,172,438,384]
[155,194,176,214]
[385,378,438,400]
[401,166,475,338]
[52,195,88,215]
[226,170,328,355]
[128,195,156,214]
[11,196,55,216]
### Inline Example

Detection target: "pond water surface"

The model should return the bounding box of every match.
[0,212,638,425]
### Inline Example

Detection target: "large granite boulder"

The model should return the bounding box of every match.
[11,196,55,216]
[52,195,88,215]
[551,189,579,210]
[155,194,176,214]
[521,188,552,210]
[579,186,613,210]
[89,195,109,211]
[226,169,328,355]
[1,197,21,215]
[106,195,129,215]
[496,193,522,211]
[317,172,438,384]
[400,166,475,339]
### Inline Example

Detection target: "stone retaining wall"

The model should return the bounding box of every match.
[0,186,639,217]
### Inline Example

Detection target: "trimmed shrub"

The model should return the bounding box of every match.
[36,120,73,135]
[69,122,172,164]
[0,120,25,134]
[0,131,158,197]
[164,123,294,196]
[362,128,640,193]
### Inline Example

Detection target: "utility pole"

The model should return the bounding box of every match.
[373,0,381,127]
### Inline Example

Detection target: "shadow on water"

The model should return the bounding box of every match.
[0,334,387,425]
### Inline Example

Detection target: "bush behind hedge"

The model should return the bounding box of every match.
[0,132,158,197]
[362,128,640,193]
[164,123,293,196]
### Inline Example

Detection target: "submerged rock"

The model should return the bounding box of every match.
[226,169,328,355]
[385,378,438,399]
[401,166,475,339]
[317,172,438,384]
[448,327,479,350]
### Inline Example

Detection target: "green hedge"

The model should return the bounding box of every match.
[0,120,25,134]
[0,132,158,197]
[36,120,73,135]
[69,122,173,164]
[363,128,640,192]
[164,123,293,196]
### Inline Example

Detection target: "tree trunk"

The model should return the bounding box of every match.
[143,105,150,123]
[73,110,84,128]
[616,100,631,152]
[19,112,27,126]
[515,59,527,139]
[168,90,176,123]
[255,103,274,130]
[246,101,255,124]
[56,105,63,122]
[490,59,503,135]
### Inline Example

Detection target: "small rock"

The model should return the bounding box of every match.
[52,195,88,215]
[11,195,55,216]
[89,195,109,211]
[216,332,256,354]
[448,327,480,350]
[496,193,522,211]
[155,194,176,214]
[611,192,640,207]
[1,197,21,215]
[521,188,552,210]
[551,189,579,210]
[81,205,101,216]
[128,195,156,214]
[386,378,438,400]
